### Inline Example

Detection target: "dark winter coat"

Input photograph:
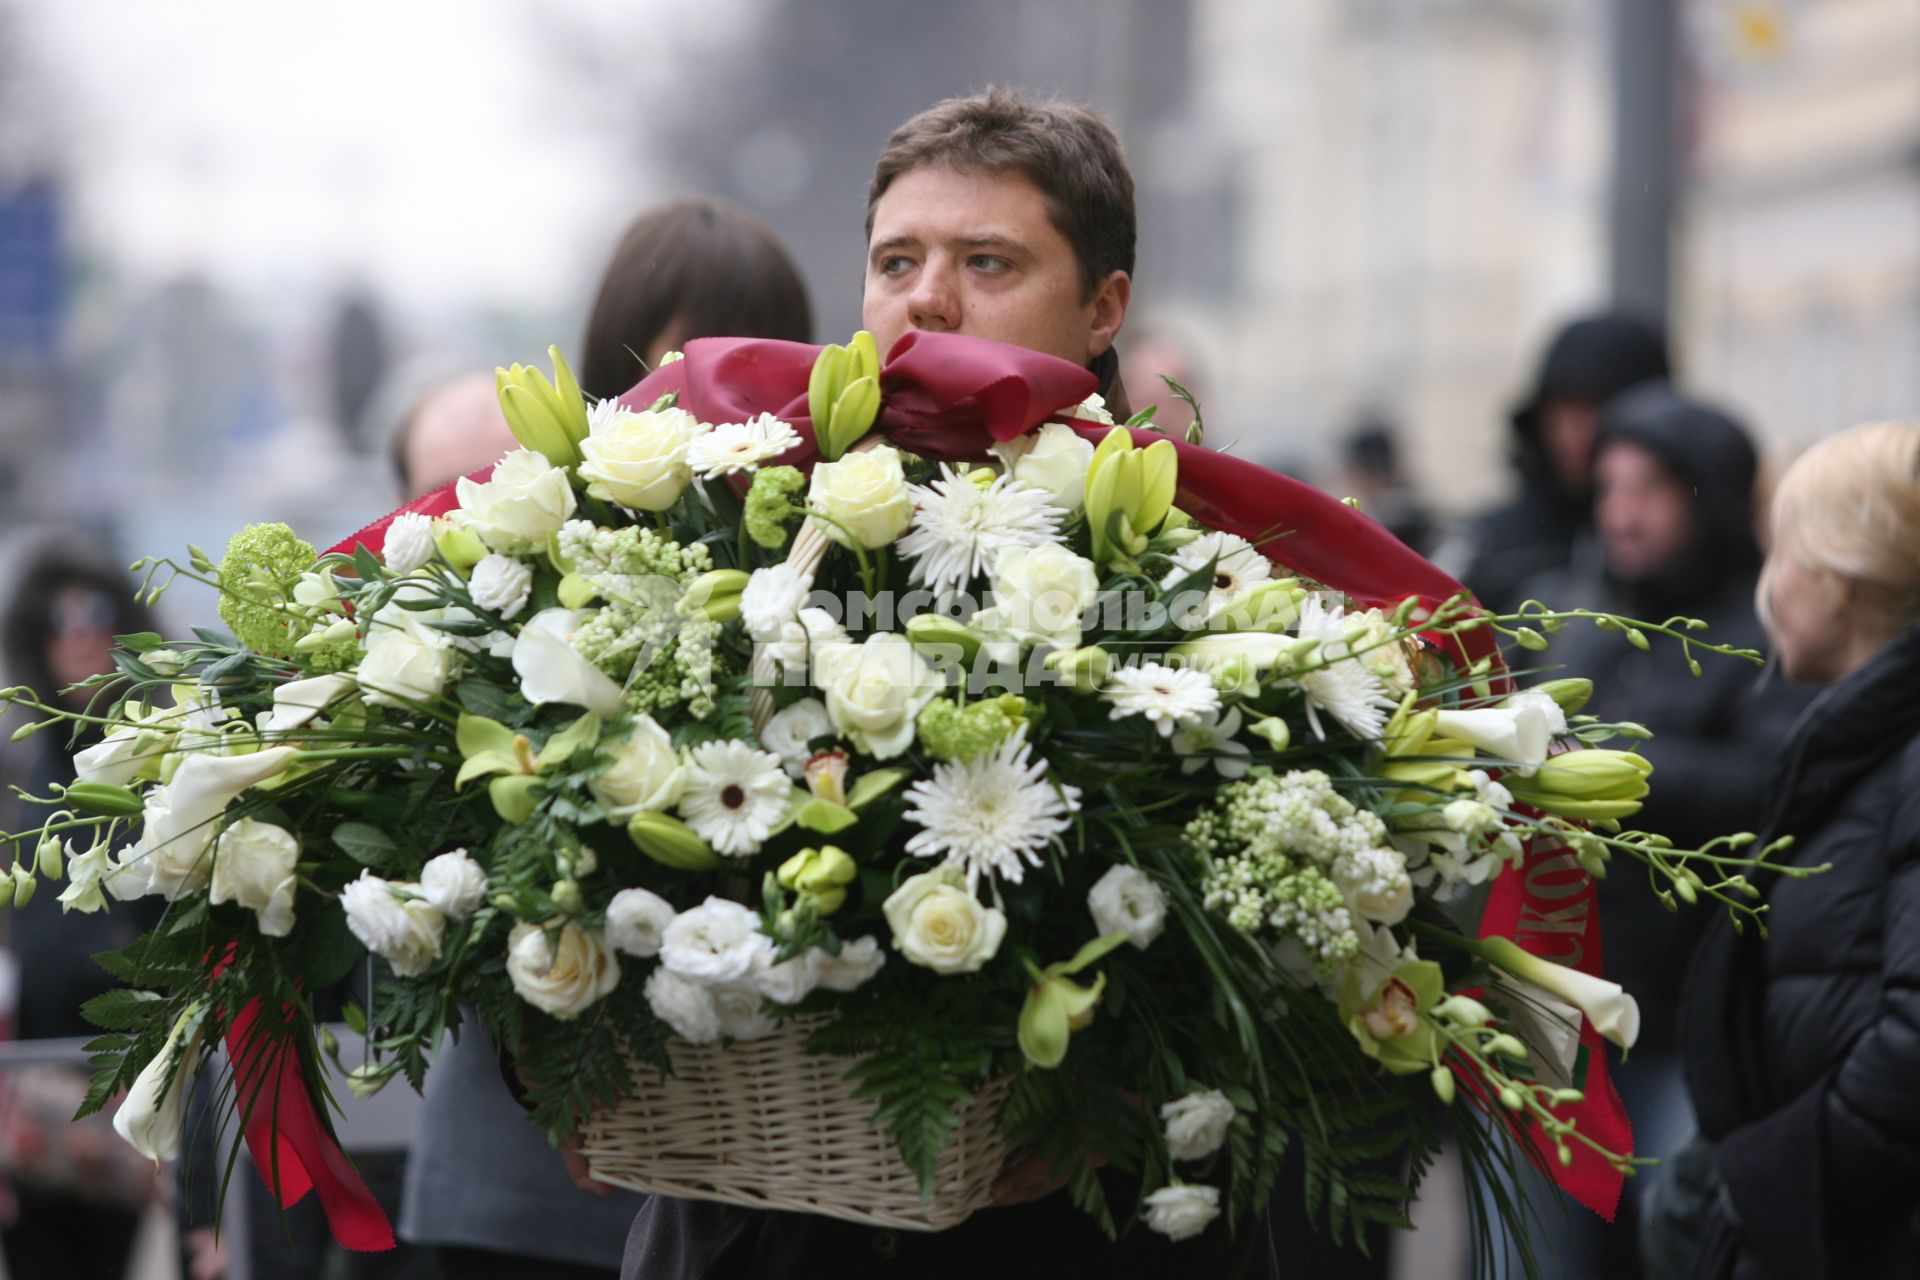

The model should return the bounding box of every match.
[1462,314,1670,614]
[1677,622,1920,1279]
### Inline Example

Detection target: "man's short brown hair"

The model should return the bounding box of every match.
[866,87,1136,302]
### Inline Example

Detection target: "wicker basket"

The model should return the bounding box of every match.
[579,1017,1012,1230]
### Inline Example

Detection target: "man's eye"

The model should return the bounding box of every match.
[879,256,915,276]
[968,255,1010,273]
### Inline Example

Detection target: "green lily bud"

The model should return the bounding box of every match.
[1044,645,1111,694]
[1534,678,1594,715]
[1507,749,1652,805]
[63,782,146,817]
[433,520,489,573]
[1208,578,1307,634]
[495,347,589,468]
[1247,716,1291,751]
[678,569,750,623]
[627,811,721,871]
[551,880,584,915]
[1381,702,1438,759]
[905,614,983,665]
[1085,428,1178,566]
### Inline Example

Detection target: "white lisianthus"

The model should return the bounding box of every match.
[588,716,685,818]
[112,1003,208,1163]
[382,513,437,574]
[469,553,534,620]
[455,449,578,552]
[577,405,702,511]
[419,849,488,920]
[357,628,454,708]
[120,748,301,901]
[816,633,943,760]
[605,887,676,958]
[506,922,620,1021]
[511,609,626,717]
[761,608,850,680]
[660,897,772,984]
[208,818,300,937]
[990,421,1097,513]
[645,967,721,1043]
[760,698,833,777]
[339,871,446,977]
[973,543,1099,651]
[1087,865,1168,950]
[1161,1090,1236,1162]
[882,868,1007,975]
[1142,1184,1221,1241]
[1331,847,1414,926]
[807,444,912,549]
[261,673,358,735]
[710,983,781,1041]
[816,936,887,992]
[740,563,812,641]
[750,945,823,1005]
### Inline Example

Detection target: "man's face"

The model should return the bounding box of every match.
[1541,397,1602,493]
[1594,441,1697,580]
[862,164,1128,365]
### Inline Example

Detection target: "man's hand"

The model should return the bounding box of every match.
[989,1149,1088,1207]
[559,1130,616,1197]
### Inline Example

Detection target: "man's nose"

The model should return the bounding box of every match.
[907,260,961,332]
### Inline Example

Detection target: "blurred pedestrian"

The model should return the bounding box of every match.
[387,371,520,501]
[1120,326,1201,437]
[1340,418,1433,555]
[1648,419,1920,1278]
[399,195,813,1280]
[1515,384,1809,1279]
[1450,313,1670,613]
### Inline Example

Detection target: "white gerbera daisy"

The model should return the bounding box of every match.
[1160,532,1272,626]
[1104,662,1221,737]
[903,730,1081,892]
[678,740,792,856]
[1171,705,1252,777]
[1288,596,1397,742]
[687,413,800,478]
[897,466,1062,595]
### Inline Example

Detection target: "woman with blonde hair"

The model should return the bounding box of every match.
[1653,420,1920,1278]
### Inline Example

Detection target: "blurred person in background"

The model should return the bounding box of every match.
[1338,416,1433,556]
[0,547,162,1280]
[1447,313,1670,614]
[387,371,521,501]
[399,194,812,1280]
[1514,384,1810,1279]
[1649,420,1920,1279]
[1119,325,1201,437]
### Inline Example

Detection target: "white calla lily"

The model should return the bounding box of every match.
[1432,704,1554,775]
[511,609,626,717]
[112,1002,208,1162]
[262,674,358,735]
[1479,936,1640,1052]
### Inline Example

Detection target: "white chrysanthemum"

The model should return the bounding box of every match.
[1104,662,1220,737]
[1288,597,1397,742]
[1160,532,1272,625]
[383,513,437,574]
[678,740,792,856]
[897,466,1062,595]
[902,730,1081,892]
[686,413,800,477]
[1171,706,1252,777]
[741,563,812,641]
[586,396,637,432]
[469,553,534,620]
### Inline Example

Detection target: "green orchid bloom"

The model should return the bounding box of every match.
[1017,932,1130,1069]
[1338,958,1446,1076]
[454,711,601,824]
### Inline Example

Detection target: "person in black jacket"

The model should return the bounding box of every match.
[1452,313,1671,614]
[1649,419,1920,1279]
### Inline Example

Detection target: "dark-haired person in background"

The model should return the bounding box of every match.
[1449,313,1671,614]
[399,195,812,1280]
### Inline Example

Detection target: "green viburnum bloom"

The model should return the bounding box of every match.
[216,523,318,658]
[743,466,806,549]
[915,694,1031,763]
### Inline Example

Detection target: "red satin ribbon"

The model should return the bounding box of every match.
[328,329,1626,1218]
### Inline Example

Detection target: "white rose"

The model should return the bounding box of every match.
[419,849,488,920]
[807,444,912,549]
[660,897,772,984]
[882,869,1006,975]
[261,673,357,736]
[645,966,720,1043]
[383,513,437,574]
[750,945,822,1005]
[506,921,620,1021]
[760,698,833,776]
[123,748,300,901]
[208,818,300,937]
[112,1004,207,1163]
[605,887,676,958]
[588,715,686,817]
[990,421,1097,513]
[340,870,446,977]
[1332,847,1414,926]
[455,449,578,552]
[1087,865,1168,950]
[762,608,851,680]
[576,406,702,511]
[1161,1090,1236,1162]
[512,608,626,717]
[975,543,1100,651]
[816,936,886,992]
[470,553,534,620]
[356,628,453,707]
[710,983,780,1041]
[816,633,943,761]
[1142,1184,1221,1241]
[741,563,812,641]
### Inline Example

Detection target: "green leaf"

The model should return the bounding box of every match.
[846,768,909,810]
[341,1001,369,1036]
[455,678,526,724]
[291,904,367,989]
[115,631,165,652]
[332,821,399,868]
[794,798,858,834]
[79,988,167,1032]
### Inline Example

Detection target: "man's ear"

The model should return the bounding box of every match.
[1086,271,1131,360]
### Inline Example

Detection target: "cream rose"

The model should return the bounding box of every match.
[506,921,621,1021]
[357,629,453,707]
[340,871,446,977]
[1161,1090,1236,1162]
[990,421,1097,513]
[1087,865,1168,950]
[807,444,912,549]
[577,406,702,511]
[816,633,943,760]
[882,868,1006,975]
[455,449,578,552]
[420,849,488,920]
[976,543,1100,650]
[208,818,300,937]
[588,716,686,818]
